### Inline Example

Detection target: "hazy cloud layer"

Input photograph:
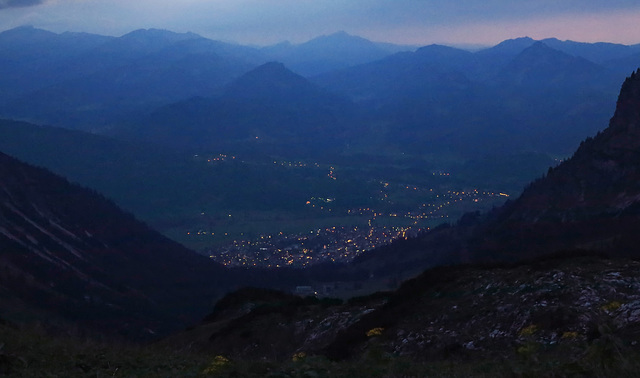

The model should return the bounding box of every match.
[0,0,46,9]
[1,0,639,45]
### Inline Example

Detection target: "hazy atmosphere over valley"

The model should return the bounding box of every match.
[1,1,640,376]
[2,0,640,45]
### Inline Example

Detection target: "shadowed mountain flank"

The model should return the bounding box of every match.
[0,151,230,338]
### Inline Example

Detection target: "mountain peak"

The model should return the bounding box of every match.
[298,31,376,51]
[515,40,573,59]
[0,25,57,41]
[491,36,536,49]
[476,36,536,58]
[122,28,179,36]
[498,40,603,87]
[533,69,640,196]
[518,41,556,55]
[231,61,303,87]
[541,37,562,44]
[309,30,364,43]
[119,28,201,44]
[222,61,314,100]
[2,25,34,32]
[328,30,351,38]
[415,44,471,56]
[250,61,289,73]
[609,69,640,133]
[474,69,640,260]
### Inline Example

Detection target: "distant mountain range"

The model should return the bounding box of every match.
[313,38,636,157]
[261,31,413,76]
[0,27,410,130]
[1,26,638,159]
[0,27,261,130]
[114,36,640,159]
[112,61,360,154]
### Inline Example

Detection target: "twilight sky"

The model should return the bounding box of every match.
[1,0,639,47]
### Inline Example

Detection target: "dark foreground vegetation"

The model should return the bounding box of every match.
[3,255,640,377]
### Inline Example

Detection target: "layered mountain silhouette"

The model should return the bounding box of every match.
[0,28,262,129]
[0,26,112,100]
[0,27,409,131]
[2,26,638,159]
[0,150,232,338]
[116,62,357,154]
[261,31,413,76]
[313,39,626,156]
[539,37,640,64]
[496,41,605,88]
[313,44,476,104]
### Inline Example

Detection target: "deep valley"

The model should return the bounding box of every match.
[0,24,640,376]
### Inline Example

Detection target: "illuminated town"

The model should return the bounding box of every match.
[208,225,422,268]
[184,156,511,268]
[202,187,508,267]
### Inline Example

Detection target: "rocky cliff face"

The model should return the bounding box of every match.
[165,254,640,371]
[512,69,640,217]
[470,69,640,261]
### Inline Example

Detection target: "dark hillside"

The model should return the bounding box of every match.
[0,151,230,339]
[471,69,640,262]
[1,28,263,130]
[0,26,112,101]
[118,62,358,155]
[314,40,623,157]
[496,42,606,89]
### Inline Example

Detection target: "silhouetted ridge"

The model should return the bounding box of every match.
[0,150,228,338]
[413,44,473,60]
[610,69,640,131]
[481,36,536,54]
[470,69,640,261]
[118,28,201,45]
[499,41,604,87]
[223,61,323,101]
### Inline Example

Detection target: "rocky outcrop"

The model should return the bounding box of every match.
[168,254,640,365]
